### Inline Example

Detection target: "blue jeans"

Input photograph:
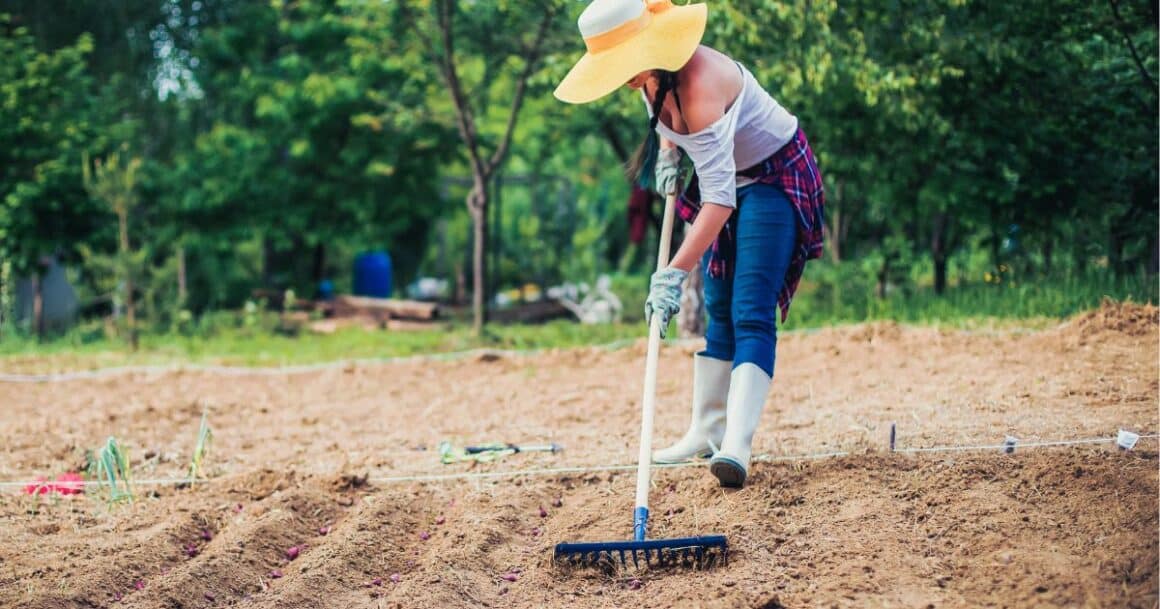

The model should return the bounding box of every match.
[701,183,797,376]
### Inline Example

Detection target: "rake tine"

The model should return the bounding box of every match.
[555,536,728,571]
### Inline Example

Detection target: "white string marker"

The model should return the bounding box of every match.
[2,433,1157,493]
[1116,429,1140,451]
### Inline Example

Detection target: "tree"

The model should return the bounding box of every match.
[165,0,456,309]
[0,15,101,275]
[391,0,570,333]
[82,151,145,349]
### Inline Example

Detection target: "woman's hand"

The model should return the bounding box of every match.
[644,267,689,338]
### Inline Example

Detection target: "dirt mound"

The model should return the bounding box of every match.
[1060,299,1158,339]
[8,450,1154,609]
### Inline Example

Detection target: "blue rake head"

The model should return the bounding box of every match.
[553,535,728,570]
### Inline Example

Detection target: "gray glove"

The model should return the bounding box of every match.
[644,267,688,338]
[654,146,681,196]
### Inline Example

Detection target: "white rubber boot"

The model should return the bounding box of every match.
[652,354,732,463]
[709,363,772,488]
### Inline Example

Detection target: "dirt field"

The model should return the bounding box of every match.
[1,302,1157,609]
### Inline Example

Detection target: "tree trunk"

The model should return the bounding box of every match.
[177,244,187,305]
[1149,230,1159,275]
[828,208,841,263]
[1109,227,1124,278]
[677,260,705,338]
[1042,238,1054,275]
[262,236,274,287]
[454,263,466,305]
[438,220,450,282]
[431,0,557,332]
[32,273,44,340]
[989,204,1002,269]
[827,178,844,262]
[931,212,949,295]
[933,256,948,295]
[0,260,7,340]
[312,243,326,286]
[119,209,137,351]
[877,256,890,299]
[469,188,488,334]
[493,175,503,292]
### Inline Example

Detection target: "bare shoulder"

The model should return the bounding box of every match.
[677,46,743,133]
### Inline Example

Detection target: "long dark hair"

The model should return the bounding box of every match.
[626,69,682,190]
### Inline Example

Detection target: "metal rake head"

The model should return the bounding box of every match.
[554,535,728,570]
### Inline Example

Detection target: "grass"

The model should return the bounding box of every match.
[783,265,1158,330]
[1,269,1154,373]
[0,318,649,372]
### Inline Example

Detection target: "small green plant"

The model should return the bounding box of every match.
[90,436,134,504]
[188,410,213,480]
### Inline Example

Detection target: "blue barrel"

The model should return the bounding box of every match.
[353,251,392,298]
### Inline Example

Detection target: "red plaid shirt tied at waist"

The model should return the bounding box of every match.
[675,127,825,323]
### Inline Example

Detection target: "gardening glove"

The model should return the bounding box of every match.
[644,267,688,338]
[654,146,681,196]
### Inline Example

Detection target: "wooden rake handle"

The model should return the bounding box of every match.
[633,192,677,539]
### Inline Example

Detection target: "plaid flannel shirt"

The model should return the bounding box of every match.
[675,128,825,323]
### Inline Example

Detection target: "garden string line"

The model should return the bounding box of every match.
[1,432,1154,492]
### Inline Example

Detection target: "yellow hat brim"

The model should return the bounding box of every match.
[554,3,708,105]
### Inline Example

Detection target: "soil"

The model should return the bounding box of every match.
[1,302,1157,609]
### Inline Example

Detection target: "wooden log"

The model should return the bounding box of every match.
[332,295,439,320]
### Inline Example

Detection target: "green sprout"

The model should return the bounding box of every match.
[188,410,213,480]
[90,436,134,504]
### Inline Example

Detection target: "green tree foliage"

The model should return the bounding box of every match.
[81,151,146,348]
[0,0,1155,338]
[375,0,571,332]
[166,0,456,309]
[0,15,101,273]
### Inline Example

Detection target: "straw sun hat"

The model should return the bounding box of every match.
[554,0,708,104]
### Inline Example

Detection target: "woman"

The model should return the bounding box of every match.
[555,0,824,488]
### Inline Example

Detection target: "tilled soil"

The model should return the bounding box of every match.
[1,303,1156,609]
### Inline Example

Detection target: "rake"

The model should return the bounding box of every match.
[554,192,728,570]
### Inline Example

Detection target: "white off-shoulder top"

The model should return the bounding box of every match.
[644,62,798,208]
